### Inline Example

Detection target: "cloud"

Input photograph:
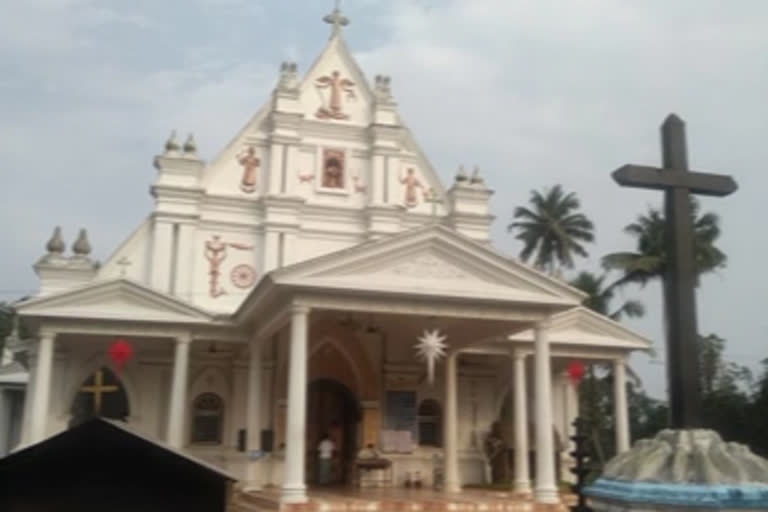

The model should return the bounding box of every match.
[2,0,766,398]
[353,0,768,397]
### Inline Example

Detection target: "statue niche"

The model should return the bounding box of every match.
[321,149,345,189]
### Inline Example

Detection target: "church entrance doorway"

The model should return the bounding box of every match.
[306,378,361,486]
[69,367,130,428]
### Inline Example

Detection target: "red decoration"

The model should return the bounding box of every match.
[109,339,134,374]
[567,360,586,385]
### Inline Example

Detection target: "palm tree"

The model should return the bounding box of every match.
[602,199,725,287]
[508,185,595,275]
[569,271,645,321]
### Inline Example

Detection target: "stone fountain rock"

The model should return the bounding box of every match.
[584,429,768,511]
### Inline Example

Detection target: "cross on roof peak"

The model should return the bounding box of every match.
[323,0,349,38]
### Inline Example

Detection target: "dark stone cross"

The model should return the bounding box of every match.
[611,114,738,428]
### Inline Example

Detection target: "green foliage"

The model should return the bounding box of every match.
[696,333,758,451]
[508,185,595,274]
[748,359,768,457]
[508,183,768,474]
[578,364,666,477]
[602,199,726,288]
[569,271,645,321]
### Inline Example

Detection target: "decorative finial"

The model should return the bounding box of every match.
[374,74,392,101]
[455,164,468,182]
[470,165,484,185]
[72,228,92,256]
[323,0,349,38]
[164,130,180,153]
[46,226,65,255]
[182,133,197,155]
[278,61,298,90]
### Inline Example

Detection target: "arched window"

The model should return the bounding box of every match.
[417,399,441,447]
[191,393,224,444]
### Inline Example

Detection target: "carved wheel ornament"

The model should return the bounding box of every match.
[230,264,257,289]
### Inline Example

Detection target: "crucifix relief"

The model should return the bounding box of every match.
[611,114,737,428]
[314,70,356,121]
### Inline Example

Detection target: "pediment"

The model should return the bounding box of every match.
[271,225,586,306]
[509,307,652,350]
[16,279,214,325]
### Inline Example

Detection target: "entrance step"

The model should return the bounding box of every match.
[232,489,577,512]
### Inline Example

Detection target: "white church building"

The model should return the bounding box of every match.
[5,7,650,506]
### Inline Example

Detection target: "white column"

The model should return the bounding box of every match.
[533,320,558,504]
[561,373,579,483]
[443,352,460,493]
[173,222,196,300]
[613,358,630,453]
[20,354,37,445]
[263,231,280,273]
[267,142,285,195]
[282,305,309,504]
[512,351,531,494]
[29,331,55,443]
[150,219,174,292]
[166,334,191,449]
[245,337,263,490]
[371,154,386,204]
[0,389,9,455]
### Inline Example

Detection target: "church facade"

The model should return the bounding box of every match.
[8,8,650,506]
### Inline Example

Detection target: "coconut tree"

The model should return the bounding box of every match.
[601,199,726,288]
[569,271,645,321]
[508,185,595,275]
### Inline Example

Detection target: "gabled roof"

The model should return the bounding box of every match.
[3,417,235,480]
[15,279,217,325]
[237,224,587,319]
[204,28,446,200]
[509,306,652,351]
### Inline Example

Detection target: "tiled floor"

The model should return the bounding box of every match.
[232,487,576,512]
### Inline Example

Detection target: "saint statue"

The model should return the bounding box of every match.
[237,146,260,193]
[400,168,424,208]
[322,151,345,189]
[315,70,356,120]
[483,421,509,484]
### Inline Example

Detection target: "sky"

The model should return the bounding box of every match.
[1,0,767,399]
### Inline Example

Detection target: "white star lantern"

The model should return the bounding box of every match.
[414,329,448,385]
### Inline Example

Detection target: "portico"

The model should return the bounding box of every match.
[11,224,652,508]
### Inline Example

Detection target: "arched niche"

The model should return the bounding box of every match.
[69,366,130,427]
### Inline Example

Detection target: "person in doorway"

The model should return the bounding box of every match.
[317,433,336,485]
